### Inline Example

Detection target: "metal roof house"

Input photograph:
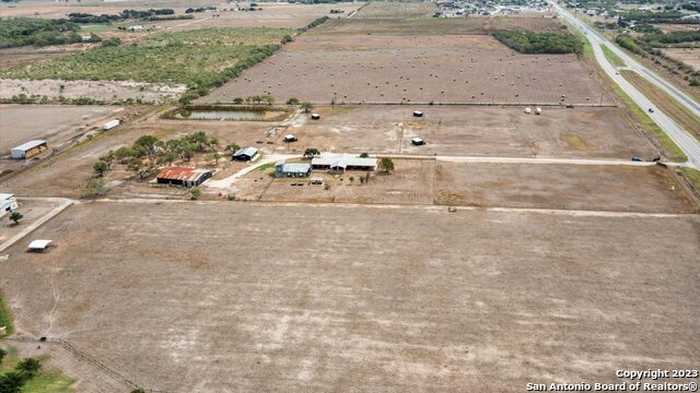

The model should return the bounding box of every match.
[311,153,377,172]
[1,193,18,218]
[232,147,258,161]
[156,167,213,187]
[275,161,311,178]
[11,140,48,160]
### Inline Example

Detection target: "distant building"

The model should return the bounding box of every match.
[232,147,258,161]
[1,193,18,218]
[156,167,212,187]
[11,140,48,159]
[311,153,377,172]
[275,161,311,177]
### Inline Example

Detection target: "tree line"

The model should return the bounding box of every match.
[0,18,85,48]
[492,30,583,55]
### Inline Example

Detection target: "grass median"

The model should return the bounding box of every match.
[601,45,625,67]
[621,69,700,143]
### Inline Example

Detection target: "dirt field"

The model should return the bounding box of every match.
[353,1,436,18]
[662,47,700,71]
[283,105,656,158]
[312,16,564,35]
[434,161,697,213]
[654,23,700,33]
[202,31,610,105]
[0,201,697,392]
[0,0,360,28]
[154,3,362,31]
[0,104,122,154]
[233,158,696,212]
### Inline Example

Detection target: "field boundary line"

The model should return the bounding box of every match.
[87,197,698,218]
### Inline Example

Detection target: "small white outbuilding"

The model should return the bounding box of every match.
[103,119,120,130]
[28,240,52,252]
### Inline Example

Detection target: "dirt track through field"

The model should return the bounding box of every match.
[0,201,697,392]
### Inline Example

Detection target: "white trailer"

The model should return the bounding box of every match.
[103,119,120,130]
[1,193,18,219]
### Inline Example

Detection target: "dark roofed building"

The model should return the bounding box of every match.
[156,167,213,187]
[232,147,258,161]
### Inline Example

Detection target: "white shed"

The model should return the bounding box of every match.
[103,119,120,130]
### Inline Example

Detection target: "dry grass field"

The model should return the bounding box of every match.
[231,158,696,212]
[353,1,436,18]
[312,16,564,35]
[661,48,700,71]
[287,105,656,158]
[0,201,698,392]
[434,161,697,213]
[0,104,121,153]
[0,3,698,390]
[202,22,610,105]
[0,1,360,28]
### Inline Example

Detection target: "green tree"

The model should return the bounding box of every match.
[224,143,240,152]
[304,148,320,159]
[286,97,300,105]
[378,157,394,174]
[300,101,313,113]
[81,178,109,199]
[133,135,161,157]
[16,358,41,377]
[100,37,121,47]
[0,371,24,393]
[0,348,6,364]
[93,160,110,177]
[9,211,23,225]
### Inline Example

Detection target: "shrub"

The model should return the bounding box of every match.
[304,148,320,159]
[81,178,109,199]
[378,157,395,173]
[9,211,23,225]
[281,34,293,44]
[16,358,41,377]
[190,187,202,200]
[93,160,110,177]
[100,37,121,47]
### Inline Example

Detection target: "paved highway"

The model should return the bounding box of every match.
[553,2,700,169]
